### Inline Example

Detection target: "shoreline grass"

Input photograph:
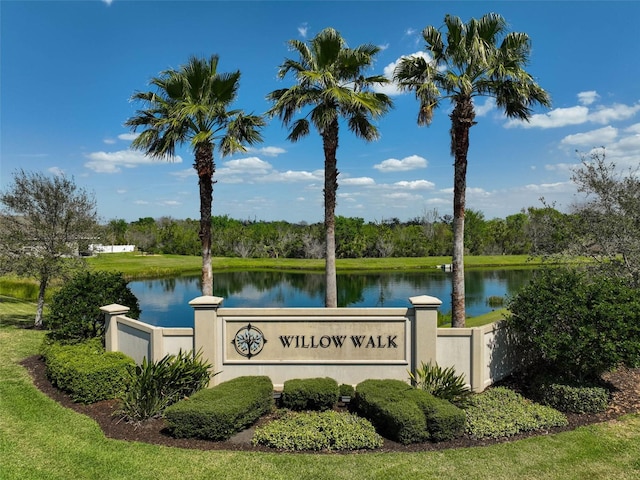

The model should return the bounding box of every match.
[85,253,540,280]
[1,323,639,479]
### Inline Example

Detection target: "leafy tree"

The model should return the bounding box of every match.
[463,209,487,255]
[45,271,140,343]
[568,148,640,286]
[525,205,570,255]
[0,170,98,327]
[267,27,393,307]
[126,55,265,296]
[394,13,550,326]
[104,218,128,245]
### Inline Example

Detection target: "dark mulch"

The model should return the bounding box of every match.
[19,355,640,453]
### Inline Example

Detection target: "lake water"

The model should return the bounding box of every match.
[129,269,534,327]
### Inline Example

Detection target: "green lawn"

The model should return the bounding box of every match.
[1,319,639,479]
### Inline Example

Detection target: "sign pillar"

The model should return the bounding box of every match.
[190,296,224,386]
[409,295,442,377]
[100,303,130,353]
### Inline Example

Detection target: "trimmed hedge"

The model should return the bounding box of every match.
[41,339,134,404]
[354,379,464,444]
[538,382,609,414]
[164,376,273,441]
[406,389,466,442]
[281,377,339,411]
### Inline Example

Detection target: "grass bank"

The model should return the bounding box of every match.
[1,321,639,480]
[85,253,538,280]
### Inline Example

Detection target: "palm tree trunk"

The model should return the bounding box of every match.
[323,122,339,308]
[196,143,214,297]
[450,98,475,328]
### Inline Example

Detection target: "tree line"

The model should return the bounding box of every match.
[102,206,566,260]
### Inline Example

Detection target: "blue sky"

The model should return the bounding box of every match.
[2,1,640,224]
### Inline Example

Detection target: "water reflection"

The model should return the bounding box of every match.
[129,269,534,327]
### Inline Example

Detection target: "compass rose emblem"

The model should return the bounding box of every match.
[232,323,266,359]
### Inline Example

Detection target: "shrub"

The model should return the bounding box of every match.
[281,377,339,411]
[355,379,429,444]
[45,271,141,343]
[164,376,273,441]
[252,410,383,451]
[117,349,212,422]
[465,387,568,439]
[339,383,355,398]
[355,379,464,444]
[41,339,134,404]
[408,361,472,408]
[536,382,609,414]
[506,267,640,381]
[406,389,465,442]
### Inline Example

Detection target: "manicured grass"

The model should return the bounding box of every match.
[1,322,639,479]
[0,295,39,327]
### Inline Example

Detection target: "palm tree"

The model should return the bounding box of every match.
[267,27,393,307]
[126,55,265,296]
[394,13,550,327]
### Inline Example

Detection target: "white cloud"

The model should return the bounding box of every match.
[118,133,139,141]
[116,189,126,194]
[577,91,599,106]
[298,23,308,38]
[392,179,435,190]
[84,150,183,173]
[249,146,286,157]
[103,138,116,145]
[474,98,496,117]
[588,103,640,124]
[560,126,618,146]
[341,177,376,186]
[222,157,273,174]
[506,100,640,129]
[265,170,323,182]
[545,163,580,173]
[523,181,572,193]
[374,154,427,172]
[161,200,181,206]
[170,168,195,179]
[624,123,640,134]
[506,105,589,129]
[47,166,64,176]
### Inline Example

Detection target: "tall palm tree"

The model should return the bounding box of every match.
[126,55,264,296]
[267,27,393,307]
[394,13,550,327]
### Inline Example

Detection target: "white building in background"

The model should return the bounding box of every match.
[89,244,136,254]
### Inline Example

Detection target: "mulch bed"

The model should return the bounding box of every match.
[20,355,640,453]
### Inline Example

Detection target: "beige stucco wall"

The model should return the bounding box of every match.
[103,297,513,392]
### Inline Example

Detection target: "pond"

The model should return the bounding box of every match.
[129,268,535,327]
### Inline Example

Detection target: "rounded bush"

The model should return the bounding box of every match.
[45,271,141,343]
[281,377,339,411]
[506,267,640,381]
